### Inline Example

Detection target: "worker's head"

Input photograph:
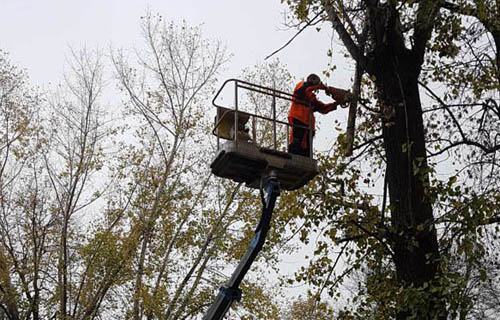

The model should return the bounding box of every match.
[306,73,321,86]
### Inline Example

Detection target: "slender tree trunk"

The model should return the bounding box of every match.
[132,227,151,320]
[59,220,68,320]
[31,222,40,320]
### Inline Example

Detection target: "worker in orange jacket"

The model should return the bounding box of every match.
[288,73,347,157]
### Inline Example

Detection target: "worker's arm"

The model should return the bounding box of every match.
[304,84,328,111]
[317,102,339,114]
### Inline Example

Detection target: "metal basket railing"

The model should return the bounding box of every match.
[212,79,314,158]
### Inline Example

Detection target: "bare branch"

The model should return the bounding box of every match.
[265,10,325,61]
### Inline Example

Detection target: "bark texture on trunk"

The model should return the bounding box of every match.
[367,3,445,319]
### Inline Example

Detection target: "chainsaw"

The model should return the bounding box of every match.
[325,86,369,109]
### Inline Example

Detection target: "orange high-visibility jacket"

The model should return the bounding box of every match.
[288,81,329,128]
[288,81,332,149]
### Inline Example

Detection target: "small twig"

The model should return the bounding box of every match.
[313,241,349,306]
[349,219,394,256]
[265,10,325,60]
[352,135,383,152]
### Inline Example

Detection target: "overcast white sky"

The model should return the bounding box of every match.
[0,0,353,86]
[0,0,355,149]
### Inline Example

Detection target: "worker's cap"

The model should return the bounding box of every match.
[306,73,320,82]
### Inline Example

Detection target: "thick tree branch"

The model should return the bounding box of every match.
[413,1,442,63]
[324,2,373,74]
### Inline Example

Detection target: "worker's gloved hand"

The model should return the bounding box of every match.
[318,82,328,90]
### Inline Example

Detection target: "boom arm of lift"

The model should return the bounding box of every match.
[202,172,280,320]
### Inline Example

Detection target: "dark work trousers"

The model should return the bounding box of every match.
[288,118,312,157]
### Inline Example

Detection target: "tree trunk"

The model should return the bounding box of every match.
[366,4,445,319]
[370,28,445,320]
[377,55,439,284]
